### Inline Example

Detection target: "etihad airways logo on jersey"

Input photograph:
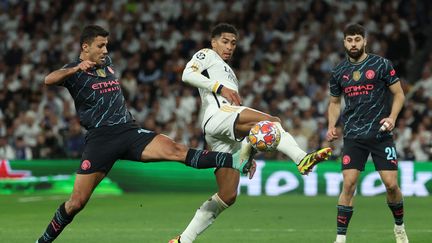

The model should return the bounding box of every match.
[344,84,374,97]
[91,80,120,94]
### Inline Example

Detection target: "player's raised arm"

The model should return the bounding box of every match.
[182,50,241,105]
[44,60,96,86]
[182,50,224,93]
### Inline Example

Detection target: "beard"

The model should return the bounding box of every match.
[345,47,365,60]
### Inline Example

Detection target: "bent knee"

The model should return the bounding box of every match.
[255,114,281,124]
[218,191,237,206]
[165,142,189,161]
[268,116,281,124]
[385,183,400,194]
[342,183,357,196]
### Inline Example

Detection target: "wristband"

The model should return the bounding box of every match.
[216,84,224,94]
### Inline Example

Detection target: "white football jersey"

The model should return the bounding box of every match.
[182,48,240,127]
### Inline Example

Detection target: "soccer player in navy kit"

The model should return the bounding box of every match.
[35,25,255,243]
[326,24,408,243]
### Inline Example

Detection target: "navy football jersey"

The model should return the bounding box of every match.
[61,56,133,129]
[329,54,399,139]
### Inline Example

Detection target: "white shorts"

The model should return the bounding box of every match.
[203,105,247,153]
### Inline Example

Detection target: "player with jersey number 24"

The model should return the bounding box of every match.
[326,23,408,243]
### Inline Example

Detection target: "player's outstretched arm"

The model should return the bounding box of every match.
[44,60,96,86]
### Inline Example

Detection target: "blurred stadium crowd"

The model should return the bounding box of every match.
[0,0,431,162]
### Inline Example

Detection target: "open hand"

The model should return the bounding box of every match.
[220,86,242,106]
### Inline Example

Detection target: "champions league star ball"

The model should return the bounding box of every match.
[247,121,281,152]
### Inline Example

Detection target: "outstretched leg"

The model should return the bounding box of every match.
[140,134,254,173]
[37,172,105,243]
[236,107,332,175]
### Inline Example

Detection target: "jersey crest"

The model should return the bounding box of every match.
[96,68,107,78]
[365,69,375,79]
[353,71,361,81]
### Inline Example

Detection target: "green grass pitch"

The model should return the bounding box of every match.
[1,193,430,242]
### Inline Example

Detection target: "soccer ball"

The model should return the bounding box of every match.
[247,121,281,152]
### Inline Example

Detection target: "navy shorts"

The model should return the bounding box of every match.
[342,136,399,171]
[77,122,157,174]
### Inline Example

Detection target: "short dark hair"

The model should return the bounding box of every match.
[211,23,238,38]
[80,25,109,47]
[343,24,366,38]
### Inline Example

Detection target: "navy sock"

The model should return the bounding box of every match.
[337,205,353,235]
[185,149,233,169]
[37,202,74,243]
[387,200,404,225]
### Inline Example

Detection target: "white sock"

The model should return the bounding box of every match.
[180,193,228,243]
[274,122,306,164]
[395,223,405,229]
[336,234,346,243]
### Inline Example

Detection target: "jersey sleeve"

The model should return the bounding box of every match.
[382,58,399,86]
[182,49,223,93]
[329,70,342,97]
[60,62,78,88]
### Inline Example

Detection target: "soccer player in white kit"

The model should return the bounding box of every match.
[169,23,332,243]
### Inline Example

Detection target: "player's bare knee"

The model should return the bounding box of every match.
[219,192,237,206]
[267,116,281,124]
[342,183,356,196]
[67,198,87,214]
[165,142,188,161]
[255,115,280,124]
[385,183,399,195]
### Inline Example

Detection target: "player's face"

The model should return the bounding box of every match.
[344,34,366,60]
[82,36,108,65]
[211,32,237,61]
